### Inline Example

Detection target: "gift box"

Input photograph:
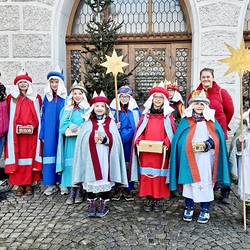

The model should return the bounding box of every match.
[138,140,163,154]
[16,125,34,134]
[65,128,79,137]
[192,142,206,152]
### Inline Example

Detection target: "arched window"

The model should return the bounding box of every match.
[66,0,191,105]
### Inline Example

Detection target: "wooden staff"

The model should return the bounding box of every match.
[239,69,247,231]
[114,73,119,123]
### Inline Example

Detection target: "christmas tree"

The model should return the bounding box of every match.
[80,0,132,100]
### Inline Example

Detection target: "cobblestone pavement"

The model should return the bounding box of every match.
[0,183,250,250]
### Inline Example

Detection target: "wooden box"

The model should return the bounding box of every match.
[138,140,163,154]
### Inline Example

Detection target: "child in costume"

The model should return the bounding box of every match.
[169,90,231,223]
[5,70,42,196]
[39,67,67,196]
[56,81,89,205]
[72,91,128,217]
[110,86,141,201]
[131,83,176,212]
[229,109,250,225]
[165,80,185,126]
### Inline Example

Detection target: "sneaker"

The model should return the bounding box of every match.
[153,199,162,212]
[183,207,194,222]
[143,198,153,212]
[123,189,134,201]
[60,187,69,195]
[0,179,13,193]
[75,187,83,204]
[111,188,123,201]
[87,198,97,217]
[43,185,58,196]
[197,209,210,224]
[96,199,109,218]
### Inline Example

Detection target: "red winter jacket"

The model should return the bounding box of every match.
[188,81,234,140]
[0,100,9,137]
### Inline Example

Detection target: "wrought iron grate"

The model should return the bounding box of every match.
[72,0,187,34]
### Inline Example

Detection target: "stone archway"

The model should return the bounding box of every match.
[53,0,198,83]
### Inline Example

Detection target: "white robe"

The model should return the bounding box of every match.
[235,133,250,202]
[82,119,114,193]
[183,121,215,202]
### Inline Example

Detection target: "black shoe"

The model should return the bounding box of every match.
[111,188,123,201]
[143,198,153,212]
[153,199,162,212]
[123,189,134,201]
[221,191,231,204]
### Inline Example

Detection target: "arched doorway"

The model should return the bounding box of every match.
[66,0,192,106]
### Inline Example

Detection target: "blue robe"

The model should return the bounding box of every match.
[111,107,141,190]
[169,117,231,191]
[111,107,141,162]
[39,95,65,185]
[56,107,85,187]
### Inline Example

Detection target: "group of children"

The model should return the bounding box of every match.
[0,67,248,224]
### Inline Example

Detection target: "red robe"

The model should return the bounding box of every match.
[135,113,173,198]
[188,82,234,140]
[5,94,42,185]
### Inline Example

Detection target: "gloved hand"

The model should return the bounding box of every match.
[69,124,78,133]
[203,137,215,152]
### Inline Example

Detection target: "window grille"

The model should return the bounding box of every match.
[72,0,187,35]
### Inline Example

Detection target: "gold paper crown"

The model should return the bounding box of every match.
[69,80,87,93]
[16,69,29,77]
[164,79,180,91]
[189,89,210,105]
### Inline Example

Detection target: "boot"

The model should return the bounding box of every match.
[87,198,97,217]
[246,206,250,225]
[96,198,109,218]
[66,187,76,205]
[75,187,83,204]
[221,191,231,204]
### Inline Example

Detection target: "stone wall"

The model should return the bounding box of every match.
[186,0,249,135]
[0,0,57,94]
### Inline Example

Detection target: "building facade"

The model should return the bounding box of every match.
[0,0,249,133]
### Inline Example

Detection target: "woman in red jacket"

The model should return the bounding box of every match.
[188,68,234,204]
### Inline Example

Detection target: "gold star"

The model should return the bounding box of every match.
[100,49,129,76]
[219,38,250,75]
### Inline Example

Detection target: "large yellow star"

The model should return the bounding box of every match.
[101,49,129,76]
[219,38,250,75]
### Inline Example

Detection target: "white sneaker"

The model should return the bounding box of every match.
[60,187,69,195]
[43,185,58,196]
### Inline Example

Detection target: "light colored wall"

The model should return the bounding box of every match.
[0,0,74,95]
[185,0,249,134]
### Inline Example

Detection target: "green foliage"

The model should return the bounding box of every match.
[79,0,133,101]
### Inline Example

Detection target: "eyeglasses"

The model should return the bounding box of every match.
[120,95,130,99]
[153,96,164,100]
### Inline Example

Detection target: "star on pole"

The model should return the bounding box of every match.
[219,37,250,232]
[100,49,129,76]
[100,49,129,123]
[219,38,250,75]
